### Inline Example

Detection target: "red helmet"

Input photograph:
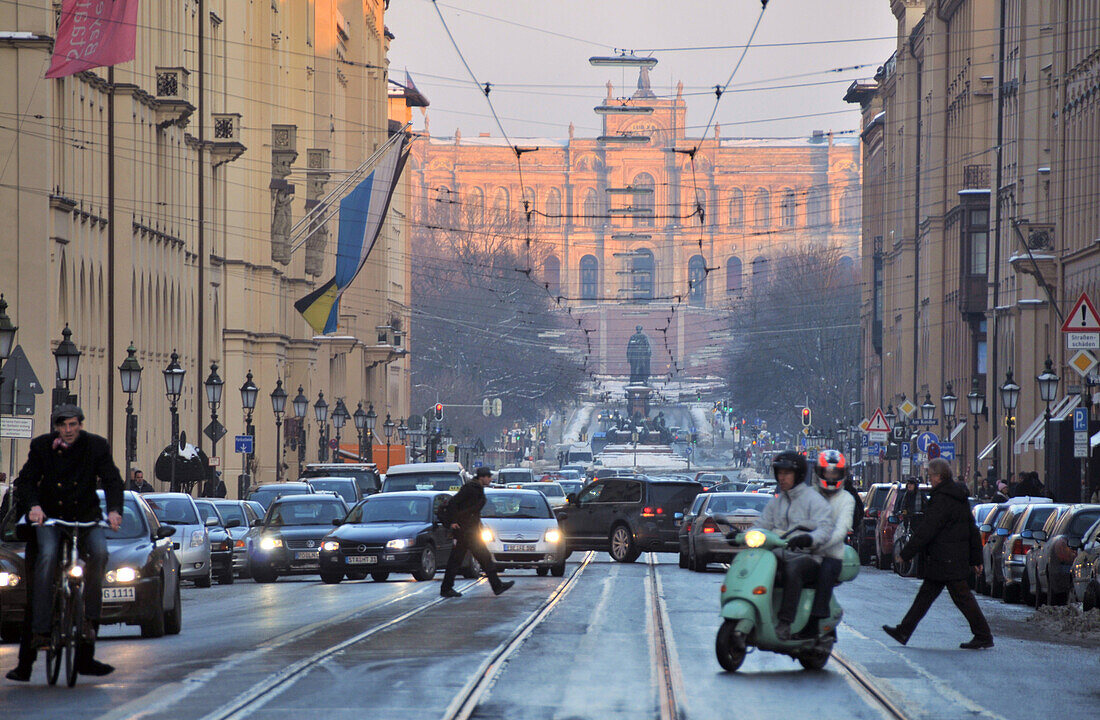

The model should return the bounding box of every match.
[815,449,847,492]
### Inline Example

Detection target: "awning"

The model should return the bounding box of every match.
[977,436,1000,460]
[1014,412,1047,454]
[949,420,967,441]
[1091,430,1100,449]
[1014,395,1081,454]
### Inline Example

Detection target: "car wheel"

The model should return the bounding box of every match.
[140,578,167,638]
[320,571,344,584]
[195,569,212,589]
[370,571,390,582]
[346,571,369,581]
[252,567,278,584]
[609,525,640,563]
[1047,571,1066,606]
[536,567,550,576]
[1083,580,1100,612]
[412,545,438,581]
[165,577,182,635]
[551,560,566,577]
[678,548,689,569]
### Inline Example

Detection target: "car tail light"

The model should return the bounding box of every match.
[1011,539,1026,557]
[1054,537,1078,564]
[235,540,245,549]
[702,518,718,534]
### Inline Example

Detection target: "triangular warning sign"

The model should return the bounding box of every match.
[1061,292,1100,333]
[866,408,892,433]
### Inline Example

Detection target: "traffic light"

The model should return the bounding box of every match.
[801,407,812,427]
[434,403,444,421]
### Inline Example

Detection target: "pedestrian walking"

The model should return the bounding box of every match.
[439,466,514,598]
[883,458,993,650]
[129,469,154,493]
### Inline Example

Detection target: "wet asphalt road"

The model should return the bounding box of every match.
[1,556,1097,719]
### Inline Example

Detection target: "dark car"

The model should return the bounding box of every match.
[994,503,1060,602]
[320,491,475,583]
[248,482,315,511]
[681,492,771,571]
[306,477,364,506]
[859,483,891,564]
[1029,504,1100,606]
[211,499,263,578]
[874,483,930,570]
[558,478,703,562]
[1070,517,1100,609]
[0,535,26,643]
[300,463,381,497]
[195,499,240,585]
[248,494,349,582]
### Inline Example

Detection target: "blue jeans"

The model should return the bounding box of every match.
[31,526,107,635]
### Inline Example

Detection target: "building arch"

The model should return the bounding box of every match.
[840,186,860,226]
[582,188,600,228]
[544,255,561,296]
[492,186,509,224]
[688,255,707,307]
[780,188,797,228]
[580,255,599,301]
[725,256,743,295]
[728,189,744,228]
[751,256,769,291]
[522,187,536,225]
[545,188,562,227]
[806,186,826,229]
[753,188,771,228]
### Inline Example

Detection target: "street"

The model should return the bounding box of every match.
[3,556,1095,720]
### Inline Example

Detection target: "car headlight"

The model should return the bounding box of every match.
[321,540,340,552]
[544,529,562,543]
[106,566,138,583]
[386,538,412,550]
[0,571,19,587]
[744,530,766,548]
[190,530,206,548]
[259,536,283,551]
[480,528,494,543]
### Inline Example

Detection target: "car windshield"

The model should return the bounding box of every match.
[559,481,583,495]
[1025,507,1056,531]
[650,483,703,511]
[308,480,357,504]
[98,497,147,540]
[347,497,431,523]
[249,486,310,509]
[213,503,246,525]
[194,501,224,525]
[868,489,889,511]
[303,468,380,494]
[707,495,771,514]
[483,492,551,519]
[522,483,564,497]
[568,451,593,463]
[146,497,199,525]
[1069,511,1100,538]
[384,474,463,492]
[266,501,345,527]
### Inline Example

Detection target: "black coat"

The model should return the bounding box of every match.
[900,480,981,582]
[1012,476,1045,498]
[13,431,124,522]
[445,481,486,533]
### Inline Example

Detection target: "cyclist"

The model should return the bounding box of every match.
[6,404,123,681]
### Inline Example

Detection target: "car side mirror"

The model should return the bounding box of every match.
[155,525,176,539]
[979,524,992,533]
[868,509,880,518]
[887,515,899,524]
[1021,530,1033,539]
[1033,531,1047,542]
[996,528,1009,536]
[566,493,577,504]
[674,512,684,520]
[251,518,265,527]
[225,519,241,529]
[204,517,219,527]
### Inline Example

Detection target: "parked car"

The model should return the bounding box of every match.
[247,482,315,511]
[144,492,215,587]
[194,499,239,585]
[249,493,350,582]
[381,462,466,493]
[481,489,566,576]
[1023,506,1072,603]
[211,499,263,578]
[677,494,710,569]
[981,504,1031,597]
[859,483,892,564]
[319,491,473,583]
[681,492,771,571]
[0,539,23,643]
[971,502,996,526]
[1070,517,1100,610]
[505,482,567,510]
[998,503,1061,603]
[497,468,535,485]
[557,480,584,498]
[874,483,929,570]
[1028,504,1100,606]
[557,477,703,562]
[306,477,364,506]
[300,462,381,497]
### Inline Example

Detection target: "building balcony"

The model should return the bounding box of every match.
[154,66,194,128]
[210,113,246,167]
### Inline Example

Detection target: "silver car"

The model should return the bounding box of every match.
[144,493,215,587]
[480,489,566,576]
[683,492,771,571]
[998,503,1061,603]
[211,499,263,578]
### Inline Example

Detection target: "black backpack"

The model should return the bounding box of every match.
[847,483,864,531]
[435,495,451,525]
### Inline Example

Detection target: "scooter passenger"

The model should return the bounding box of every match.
[755,451,835,641]
[798,450,856,640]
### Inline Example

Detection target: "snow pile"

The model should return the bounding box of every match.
[1025,604,1100,640]
[561,403,595,446]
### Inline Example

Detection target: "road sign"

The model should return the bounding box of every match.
[938,441,955,460]
[865,408,891,444]
[234,435,254,454]
[1075,432,1089,458]
[0,416,33,439]
[1070,350,1098,377]
[898,398,917,418]
[1067,333,1100,350]
[1074,407,1089,433]
[900,442,911,457]
[0,345,44,416]
[204,419,227,444]
[209,456,221,467]
[916,431,940,453]
[1062,292,1100,332]
[910,418,939,426]
[901,457,911,474]
[329,438,339,450]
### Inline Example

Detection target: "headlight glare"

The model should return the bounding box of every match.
[480,528,494,543]
[0,571,19,587]
[68,565,84,578]
[744,530,766,548]
[385,538,412,550]
[544,529,562,543]
[107,566,138,583]
[321,540,340,552]
[259,536,283,551]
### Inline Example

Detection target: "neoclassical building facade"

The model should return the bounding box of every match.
[409,71,861,377]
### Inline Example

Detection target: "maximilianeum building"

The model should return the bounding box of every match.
[409,69,862,379]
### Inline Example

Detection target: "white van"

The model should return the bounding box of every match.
[565,444,594,467]
[381,462,467,493]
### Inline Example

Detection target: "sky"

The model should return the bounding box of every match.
[386,0,899,141]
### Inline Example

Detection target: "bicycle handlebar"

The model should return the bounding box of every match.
[38,519,109,528]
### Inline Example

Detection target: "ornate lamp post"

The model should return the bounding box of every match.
[118,343,142,488]
[53,324,81,407]
[292,386,309,478]
[353,402,368,462]
[203,361,224,496]
[1000,370,1020,485]
[163,351,185,493]
[397,418,408,463]
[365,404,377,463]
[270,379,287,482]
[331,399,349,461]
[383,413,395,469]
[941,382,958,437]
[920,392,936,422]
[0,296,17,404]
[239,371,259,498]
[1036,356,1060,419]
[968,377,986,492]
[314,391,329,462]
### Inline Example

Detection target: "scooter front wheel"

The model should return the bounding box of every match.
[715,620,747,672]
[798,647,831,671]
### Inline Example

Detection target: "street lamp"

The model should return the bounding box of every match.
[314,391,329,462]
[397,418,408,464]
[332,399,349,461]
[383,413,395,469]
[941,382,958,435]
[968,377,985,492]
[53,324,81,406]
[239,371,258,498]
[1037,356,1060,418]
[163,351,185,493]
[203,361,224,496]
[0,294,16,364]
[365,404,377,463]
[292,385,309,478]
[353,402,368,462]
[920,392,936,422]
[1001,370,1020,484]
[270,379,287,482]
[884,404,896,428]
[118,343,142,489]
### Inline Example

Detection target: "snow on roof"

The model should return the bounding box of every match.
[430,136,569,147]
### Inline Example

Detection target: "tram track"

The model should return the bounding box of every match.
[647,553,686,720]
[831,650,912,720]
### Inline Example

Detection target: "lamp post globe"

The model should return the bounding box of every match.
[353,402,367,431]
[54,324,81,385]
[967,377,985,417]
[1000,370,1021,412]
[332,399,349,430]
[118,343,143,395]
[313,391,329,462]
[313,391,328,423]
[920,392,936,422]
[239,371,258,411]
[383,414,395,442]
[884,404,896,428]
[1036,356,1060,407]
[163,350,185,402]
[365,404,377,433]
[203,361,224,408]
[0,294,18,361]
[397,419,408,444]
[270,378,287,416]
[292,386,309,420]
[941,382,958,422]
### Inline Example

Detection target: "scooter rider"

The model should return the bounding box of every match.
[795,450,856,640]
[755,451,835,641]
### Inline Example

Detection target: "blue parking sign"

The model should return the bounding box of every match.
[234,435,254,454]
[938,441,956,460]
[1074,407,1088,433]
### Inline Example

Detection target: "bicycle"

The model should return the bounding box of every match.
[38,518,106,687]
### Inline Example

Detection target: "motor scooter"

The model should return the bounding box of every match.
[715,527,860,671]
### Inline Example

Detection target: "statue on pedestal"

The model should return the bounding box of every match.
[626,325,651,385]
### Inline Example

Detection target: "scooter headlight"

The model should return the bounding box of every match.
[744,530,766,548]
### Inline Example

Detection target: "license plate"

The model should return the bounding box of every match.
[502,544,536,552]
[102,587,135,602]
[346,555,378,565]
[295,551,319,560]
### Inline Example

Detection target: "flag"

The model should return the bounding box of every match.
[295,136,409,334]
[46,0,140,79]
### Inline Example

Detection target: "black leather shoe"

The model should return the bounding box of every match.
[882,625,909,646]
[76,659,115,677]
[959,637,994,650]
[493,580,515,596]
[440,588,462,598]
[5,666,32,682]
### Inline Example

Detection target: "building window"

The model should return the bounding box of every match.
[632,172,655,227]
[780,189,797,228]
[969,231,988,275]
[544,255,560,296]
[728,189,743,228]
[580,255,599,300]
[632,248,654,301]
[807,186,826,229]
[753,189,771,228]
[688,255,707,307]
[466,187,484,227]
[583,188,600,228]
[545,188,561,227]
[840,187,859,226]
[725,256,743,295]
[492,187,509,224]
[751,256,769,291]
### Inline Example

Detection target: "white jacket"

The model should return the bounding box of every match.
[817,488,856,560]
[756,481,835,553]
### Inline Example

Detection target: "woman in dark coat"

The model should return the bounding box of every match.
[883,458,993,649]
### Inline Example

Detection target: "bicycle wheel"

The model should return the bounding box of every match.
[46,585,65,686]
[65,583,84,687]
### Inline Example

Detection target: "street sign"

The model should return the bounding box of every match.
[1062,292,1100,333]
[209,456,221,467]
[938,441,955,460]
[900,442,911,457]
[898,398,917,418]
[234,435,254,454]
[204,419,227,444]
[329,438,339,450]
[1074,407,1089,433]
[916,431,940,453]
[901,457,911,474]
[1067,333,1100,350]
[1075,431,1089,458]
[1069,350,1098,377]
[0,345,44,416]
[910,418,939,426]
[0,416,33,439]
[865,408,891,444]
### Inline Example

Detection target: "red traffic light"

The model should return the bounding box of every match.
[434,403,444,421]
[801,408,812,427]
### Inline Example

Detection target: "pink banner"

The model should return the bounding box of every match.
[46,0,140,79]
